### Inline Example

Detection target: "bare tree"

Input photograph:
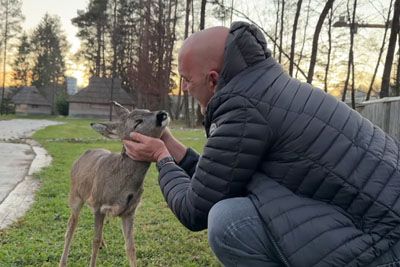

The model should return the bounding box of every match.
[278,0,285,63]
[366,0,393,101]
[214,2,309,80]
[306,0,335,84]
[0,0,23,115]
[289,0,303,76]
[380,0,400,98]
[184,0,192,126]
[341,0,357,109]
[295,0,311,79]
[274,0,281,58]
[396,31,400,96]
[324,7,333,92]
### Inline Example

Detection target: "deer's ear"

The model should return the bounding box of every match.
[113,101,130,118]
[91,122,120,139]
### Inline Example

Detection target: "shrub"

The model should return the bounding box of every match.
[56,94,69,116]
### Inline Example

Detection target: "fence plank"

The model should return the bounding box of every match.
[357,97,400,141]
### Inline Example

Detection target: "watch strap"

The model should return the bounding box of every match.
[156,156,175,171]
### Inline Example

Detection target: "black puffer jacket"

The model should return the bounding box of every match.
[158,22,400,266]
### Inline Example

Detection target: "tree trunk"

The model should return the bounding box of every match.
[366,0,393,101]
[341,0,357,109]
[350,0,357,109]
[296,0,311,79]
[380,0,400,98]
[273,0,280,58]
[396,31,400,96]
[200,0,206,30]
[1,0,9,115]
[278,0,285,63]
[289,0,303,76]
[196,0,207,127]
[306,0,335,84]
[324,7,333,92]
[183,0,192,126]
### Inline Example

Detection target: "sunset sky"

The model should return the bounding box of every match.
[21,0,88,53]
[14,0,394,92]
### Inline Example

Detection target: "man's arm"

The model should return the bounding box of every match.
[158,95,273,231]
[160,128,187,164]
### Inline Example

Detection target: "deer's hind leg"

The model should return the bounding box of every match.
[90,210,106,267]
[59,196,84,267]
[121,214,137,267]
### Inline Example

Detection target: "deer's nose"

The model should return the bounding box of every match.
[156,111,168,126]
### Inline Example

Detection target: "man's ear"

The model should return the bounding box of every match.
[113,101,130,118]
[208,71,220,92]
[91,122,120,139]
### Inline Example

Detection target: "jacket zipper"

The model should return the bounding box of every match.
[250,196,291,267]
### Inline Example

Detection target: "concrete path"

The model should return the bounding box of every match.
[0,119,63,229]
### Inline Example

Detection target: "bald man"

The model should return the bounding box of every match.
[124,22,400,266]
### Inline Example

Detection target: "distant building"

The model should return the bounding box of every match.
[66,76,78,95]
[68,77,134,118]
[11,86,52,115]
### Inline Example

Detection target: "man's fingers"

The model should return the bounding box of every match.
[130,132,150,143]
[123,141,140,160]
[123,140,139,152]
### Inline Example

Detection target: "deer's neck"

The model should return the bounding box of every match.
[118,146,151,182]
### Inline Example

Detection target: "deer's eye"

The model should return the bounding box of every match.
[134,119,143,129]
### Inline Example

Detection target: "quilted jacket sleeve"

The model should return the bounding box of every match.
[159,94,273,231]
[177,148,200,177]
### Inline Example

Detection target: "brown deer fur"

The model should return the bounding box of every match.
[59,102,169,267]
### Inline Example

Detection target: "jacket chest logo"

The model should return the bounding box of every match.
[209,123,217,136]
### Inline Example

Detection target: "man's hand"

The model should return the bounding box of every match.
[123,132,171,162]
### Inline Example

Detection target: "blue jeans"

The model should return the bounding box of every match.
[208,197,400,267]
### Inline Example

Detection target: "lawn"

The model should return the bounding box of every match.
[0,116,220,266]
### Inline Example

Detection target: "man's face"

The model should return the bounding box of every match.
[178,55,214,114]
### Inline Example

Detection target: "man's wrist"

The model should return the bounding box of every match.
[156,150,171,162]
[156,155,175,171]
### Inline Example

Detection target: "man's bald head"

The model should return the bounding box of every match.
[179,26,229,74]
[178,26,229,115]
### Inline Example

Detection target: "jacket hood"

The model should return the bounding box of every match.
[217,21,271,90]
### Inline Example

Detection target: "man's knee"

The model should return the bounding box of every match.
[207,197,281,266]
[208,198,264,261]
[208,198,230,254]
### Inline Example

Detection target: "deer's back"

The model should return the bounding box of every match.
[70,148,150,216]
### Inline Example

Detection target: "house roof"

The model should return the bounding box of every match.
[11,86,51,106]
[68,77,133,105]
[1,87,20,99]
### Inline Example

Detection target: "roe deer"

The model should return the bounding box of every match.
[59,102,169,267]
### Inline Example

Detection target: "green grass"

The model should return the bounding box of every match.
[0,117,219,266]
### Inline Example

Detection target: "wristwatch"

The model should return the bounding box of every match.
[156,156,175,171]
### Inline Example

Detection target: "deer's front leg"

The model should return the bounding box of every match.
[121,214,137,267]
[90,211,105,267]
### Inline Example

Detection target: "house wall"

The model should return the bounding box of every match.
[15,104,51,115]
[69,102,120,119]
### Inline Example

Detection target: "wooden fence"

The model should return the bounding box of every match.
[357,96,400,141]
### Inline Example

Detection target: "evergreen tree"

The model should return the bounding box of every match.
[31,14,68,88]
[72,0,109,77]
[12,32,31,87]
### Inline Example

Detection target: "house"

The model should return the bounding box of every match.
[68,77,134,118]
[11,86,52,115]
